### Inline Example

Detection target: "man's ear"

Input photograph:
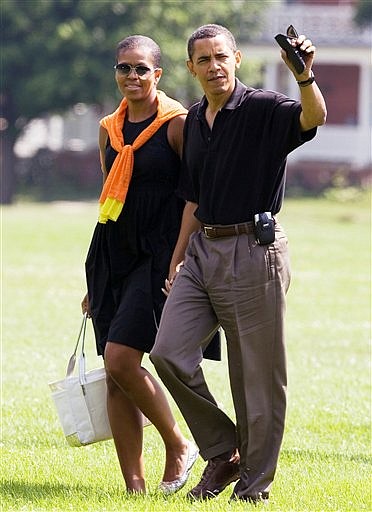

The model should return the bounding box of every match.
[235,50,242,70]
[187,60,195,76]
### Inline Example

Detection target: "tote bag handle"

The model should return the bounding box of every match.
[66,313,88,384]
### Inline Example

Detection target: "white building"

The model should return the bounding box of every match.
[240,0,371,172]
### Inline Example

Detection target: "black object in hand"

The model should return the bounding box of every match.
[275,25,306,74]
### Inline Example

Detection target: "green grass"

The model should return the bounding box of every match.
[1,193,371,511]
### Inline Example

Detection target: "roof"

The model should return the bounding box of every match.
[239,4,371,47]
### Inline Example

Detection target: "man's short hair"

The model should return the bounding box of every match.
[116,35,161,67]
[187,24,237,59]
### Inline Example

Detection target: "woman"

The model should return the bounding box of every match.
[81,35,199,494]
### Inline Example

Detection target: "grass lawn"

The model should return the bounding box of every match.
[1,192,371,511]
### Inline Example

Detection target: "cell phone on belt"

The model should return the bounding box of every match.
[254,212,275,245]
[275,25,306,74]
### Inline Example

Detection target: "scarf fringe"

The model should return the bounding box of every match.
[98,197,123,223]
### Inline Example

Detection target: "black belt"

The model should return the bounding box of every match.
[201,222,255,239]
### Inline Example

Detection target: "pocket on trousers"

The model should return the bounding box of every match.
[268,236,291,289]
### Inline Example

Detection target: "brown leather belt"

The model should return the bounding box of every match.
[201,222,255,239]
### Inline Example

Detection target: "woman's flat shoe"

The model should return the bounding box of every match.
[158,441,199,495]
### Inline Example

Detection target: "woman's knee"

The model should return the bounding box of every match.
[104,342,142,390]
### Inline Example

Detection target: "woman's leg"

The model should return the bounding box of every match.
[104,342,190,486]
[106,374,146,492]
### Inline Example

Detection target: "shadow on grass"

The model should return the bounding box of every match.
[1,480,91,501]
[0,479,137,508]
[0,480,162,506]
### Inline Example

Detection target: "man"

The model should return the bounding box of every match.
[151,24,326,504]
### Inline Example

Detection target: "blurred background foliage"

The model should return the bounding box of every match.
[1,0,369,203]
[2,0,264,143]
[1,0,267,202]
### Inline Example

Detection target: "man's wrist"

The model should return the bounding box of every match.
[297,70,315,88]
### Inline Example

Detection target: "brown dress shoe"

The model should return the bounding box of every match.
[187,456,240,500]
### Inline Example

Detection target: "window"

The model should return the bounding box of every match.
[314,63,360,125]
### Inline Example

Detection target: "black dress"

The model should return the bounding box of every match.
[86,113,221,360]
[85,114,184,355]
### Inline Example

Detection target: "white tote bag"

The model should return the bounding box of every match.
[49,314,150,447]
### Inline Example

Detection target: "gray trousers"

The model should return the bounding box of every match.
[151,224,291,497]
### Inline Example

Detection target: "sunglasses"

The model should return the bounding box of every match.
[114,63,158,78]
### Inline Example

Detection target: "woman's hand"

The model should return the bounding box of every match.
[81,293,91,317]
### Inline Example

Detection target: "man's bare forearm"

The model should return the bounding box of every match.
[169,201,200,278]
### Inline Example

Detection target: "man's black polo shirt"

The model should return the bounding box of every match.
[178,79,317,225]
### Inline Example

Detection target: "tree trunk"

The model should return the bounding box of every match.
[0,130,16,204]
[1,88,20,204]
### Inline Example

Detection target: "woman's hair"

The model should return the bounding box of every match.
[187,24,237,59]
[116,35,161,67]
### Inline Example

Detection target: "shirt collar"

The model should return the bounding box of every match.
[196,79,248,119]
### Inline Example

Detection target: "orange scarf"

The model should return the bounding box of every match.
[98,90,187,223]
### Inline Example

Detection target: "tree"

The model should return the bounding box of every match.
[354,0,372,27]
[1,0,265,203]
